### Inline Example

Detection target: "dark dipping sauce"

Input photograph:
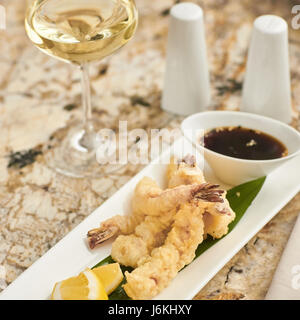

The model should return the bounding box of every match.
[203,126,288,160]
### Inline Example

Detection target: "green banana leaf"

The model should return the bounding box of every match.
[92,176,266,300]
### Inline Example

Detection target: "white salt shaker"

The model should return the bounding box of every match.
[161,2,211,116]
[241,15,292,123]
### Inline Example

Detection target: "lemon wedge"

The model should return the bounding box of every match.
[51,268,108,300]
[92,263,124,295]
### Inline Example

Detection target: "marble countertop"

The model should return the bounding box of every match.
[0,0,300,299]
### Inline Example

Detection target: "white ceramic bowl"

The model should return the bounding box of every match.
[181,111,300,185]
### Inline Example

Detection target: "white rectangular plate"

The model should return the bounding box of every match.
[1,138,300,300]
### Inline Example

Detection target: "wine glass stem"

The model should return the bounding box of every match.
[81,62,92,127]
[79,62,95,150]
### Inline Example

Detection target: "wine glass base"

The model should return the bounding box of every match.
[46,123,125,179]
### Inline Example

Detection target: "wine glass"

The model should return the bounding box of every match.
[25,0,138,177]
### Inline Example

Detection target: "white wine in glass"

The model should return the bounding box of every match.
[25,0,138,177]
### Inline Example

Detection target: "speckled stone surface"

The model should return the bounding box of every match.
[0,0,300,299]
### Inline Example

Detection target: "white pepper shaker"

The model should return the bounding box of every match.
[162,2,211,116]
[241,15,292,123]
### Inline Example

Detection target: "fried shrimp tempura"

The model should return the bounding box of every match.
[87,177,161,248]
[87,157,207,267]
[123,182,232,300]
[167,155,205,187]
[110,183,227,267]
[109,182,206,267]
[203,194,235,238]
[123,202,205,300]
[87,177,204,250]
[87,154,236,299]
[111,215,172,267]
[169,156,235,239]
[88,156,235,269]
[109,158,208,267]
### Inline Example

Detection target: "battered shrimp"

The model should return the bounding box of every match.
[168,156,235,239]
[123,183,231,300]
[87,177,204,249]
[167,155,205,188]
[123,203,204,299]
[105,157,209,267]
[112,156,234,269]
[110,215,173,267]
[88,155,234,267]
[203,194,235,238]
[88,177,161,248]
[110,183,226,267]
